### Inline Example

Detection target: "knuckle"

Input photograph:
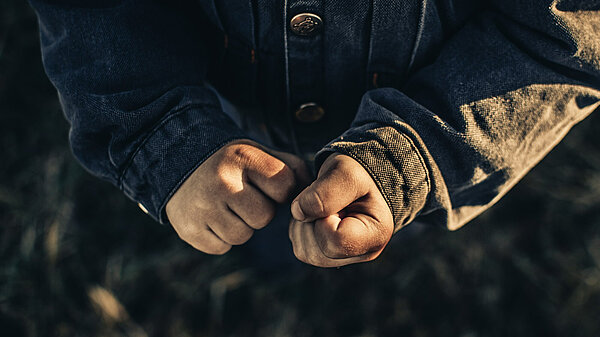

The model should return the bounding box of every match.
[262,155,285,173]
[230,144,260,164]
[215,165,236,183]
[215,166,228,181]
[218,144,258,174]
[277,166,297,197]
[214,169,233,190]
[214,169,242,195]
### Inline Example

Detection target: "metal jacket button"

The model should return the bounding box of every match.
[137,203,149,214]
[295,103,325,123]
[290,13,323,36]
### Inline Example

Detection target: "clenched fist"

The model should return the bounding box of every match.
[289,153,394,267]
[166,139,310,255]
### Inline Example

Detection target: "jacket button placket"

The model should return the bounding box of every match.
[285,1,326,134]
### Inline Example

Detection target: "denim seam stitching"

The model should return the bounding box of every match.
[407,0,428,72]
[365,0,375,87]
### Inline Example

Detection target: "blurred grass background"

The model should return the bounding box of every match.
[1,1,600,336]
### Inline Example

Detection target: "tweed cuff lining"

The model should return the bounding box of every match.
[316,126,430,232]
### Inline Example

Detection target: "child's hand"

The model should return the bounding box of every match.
[289,153,394,267]
[166,140,310,255]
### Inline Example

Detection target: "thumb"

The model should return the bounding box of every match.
[291,154,366,222]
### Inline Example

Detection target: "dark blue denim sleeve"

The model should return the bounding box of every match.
[317,1,600,232]
[30,0,247,223]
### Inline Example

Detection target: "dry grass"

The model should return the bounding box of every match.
[1,1,599,336]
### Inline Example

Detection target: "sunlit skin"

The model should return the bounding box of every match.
[166,139,311,254]
[166,140,394,267]
[289,153,394,267]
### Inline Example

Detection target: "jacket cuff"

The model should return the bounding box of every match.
[315,123,430,232]
[118,104,246,224]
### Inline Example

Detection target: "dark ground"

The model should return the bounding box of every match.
[1,1,600,336]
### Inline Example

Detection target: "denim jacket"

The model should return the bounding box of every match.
[30,0,600,231]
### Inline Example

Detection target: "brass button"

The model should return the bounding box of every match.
[295,103,325,123]
[290,13,323,36]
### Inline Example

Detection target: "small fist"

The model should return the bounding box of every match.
[289,153,394,267]
[167,139,311,255]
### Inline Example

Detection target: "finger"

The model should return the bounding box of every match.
[291,157,366,222]
[244,149,297,203]
[269,149,314,189]
[208,207,254,246]
[288,219,366,268]
[298,220,369,268]
[299,220,318,266]
[228,182,276,229]
[181,225,232,255]
[248,141,312,185]
[289,218,306,262]
[314,214,384,259]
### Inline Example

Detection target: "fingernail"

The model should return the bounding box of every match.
[291,200,305,221]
